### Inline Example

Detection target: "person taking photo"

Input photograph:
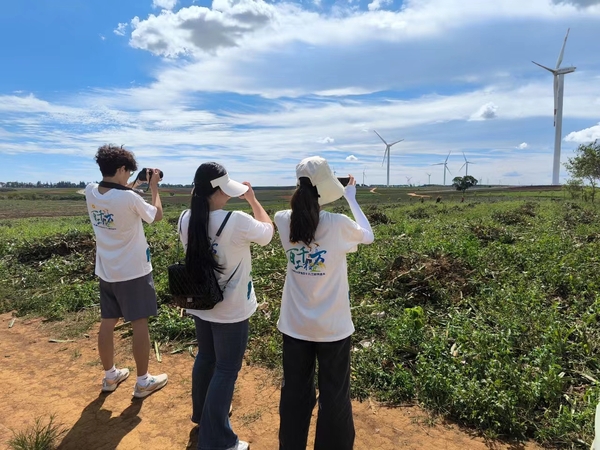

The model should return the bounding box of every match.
[274,156,374,450]
[178,162,273,450]
[85,144,168,398]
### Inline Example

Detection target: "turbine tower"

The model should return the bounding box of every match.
[426,172,432,185]
[432,151,452,186]
[374,130,403,187]
[460,151,475,176]
[532,28,576,185]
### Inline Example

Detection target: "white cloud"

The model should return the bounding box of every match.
[130,1,276,57]
[565,123,600,143]
[318,137,334,144]
[100,34,106,41]
[367,0,392,11]
[346,155,358,161]
[114,22,128,36]
[551,0,600,7]
[517,142,528,149]
[153,0,178,10]
[470,102,498,121]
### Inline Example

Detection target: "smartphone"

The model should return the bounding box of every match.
[337,177,350,187]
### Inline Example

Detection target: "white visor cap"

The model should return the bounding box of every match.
[210,173,249,198]
[296,156,345,206]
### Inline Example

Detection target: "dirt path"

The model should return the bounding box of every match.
[0,313,541,450]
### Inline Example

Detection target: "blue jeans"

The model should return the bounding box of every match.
[279,334,355,450]
[192,316,249,450]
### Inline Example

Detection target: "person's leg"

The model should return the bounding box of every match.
[198,319,249,450]
[279,334,317,450]
[314,337,354,450]
[98,278,123,371]
[113,273,158,379]
[98,318,119,370]
[131,318,151,376]
[192,316,216,424]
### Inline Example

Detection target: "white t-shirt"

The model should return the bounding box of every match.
[274,210,368,342]
[178,209,273,323]
[85,183,157,283]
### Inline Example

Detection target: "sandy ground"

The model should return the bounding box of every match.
[0,313,541,450]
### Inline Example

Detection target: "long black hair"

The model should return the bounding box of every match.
[186,162,227,275]
[289,177,320,245]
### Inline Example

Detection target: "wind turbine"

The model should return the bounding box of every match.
[532,28,576,185]
[426,173,432,185]
[405,176,413,186]
[460,151,475,176]
[374,130,403,187]
[362,168,367,186]
[432,151,452,186]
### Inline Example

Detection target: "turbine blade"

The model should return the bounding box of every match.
[462,151,467,162]
[460,163,466,171]
[390,139,404,146]
[382,149,388,166]
[445,151,451,163]
[532,61,556,73]
[373,130,388,145]
[556,28,570,70]
[431,163,444,166]
[446,165,452,175]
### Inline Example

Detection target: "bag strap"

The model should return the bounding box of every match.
[175,210,232,264]
[216,211,233,237]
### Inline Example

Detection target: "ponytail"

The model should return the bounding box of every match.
[186,162,227,275]
[289,177,320,245]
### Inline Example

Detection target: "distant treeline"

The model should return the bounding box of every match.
[0,181,88,188]
[0,181,297,190]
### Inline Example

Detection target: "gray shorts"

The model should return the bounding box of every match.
[99,273,158,322]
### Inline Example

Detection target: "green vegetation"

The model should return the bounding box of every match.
[2,187,600,447]
[565,140,600,203]
[8,415,67,450]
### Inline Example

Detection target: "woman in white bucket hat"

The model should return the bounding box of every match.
[274,156,374,450]
[178,162,274,450]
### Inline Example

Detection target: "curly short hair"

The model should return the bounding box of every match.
[95,144,138,177]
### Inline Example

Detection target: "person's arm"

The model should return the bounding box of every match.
[240,182,272,226]
[343,175,374,244]
[149,168,163,222]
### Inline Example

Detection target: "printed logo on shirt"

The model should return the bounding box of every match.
[90,208,115,229]
[286,244,327,276]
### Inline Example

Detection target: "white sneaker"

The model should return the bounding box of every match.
[133,373,168,398]
[228,440,249,450]
[101,368,130,392]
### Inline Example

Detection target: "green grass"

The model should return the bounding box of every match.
[2,188,600,447]
[7,415,67,450]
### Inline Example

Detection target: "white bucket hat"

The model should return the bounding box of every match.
[210,173,248,197]
[296,156,345,206]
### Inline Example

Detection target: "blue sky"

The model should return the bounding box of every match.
[1,0,600,186]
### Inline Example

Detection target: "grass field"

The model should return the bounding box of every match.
[1,185,596,448]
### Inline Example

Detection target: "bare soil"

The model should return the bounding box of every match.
[0,313,542,450]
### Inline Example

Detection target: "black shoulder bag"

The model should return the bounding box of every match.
[168,211,237,310]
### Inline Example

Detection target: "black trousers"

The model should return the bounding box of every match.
[279,333,355,450]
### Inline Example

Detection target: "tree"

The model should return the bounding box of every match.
[452,175,478,193]
[564,178,583,200]
[564,140,600,203]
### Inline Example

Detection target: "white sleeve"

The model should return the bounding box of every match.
[130,193,157,224]
[232,211,274,247]
[344,196,374,245]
